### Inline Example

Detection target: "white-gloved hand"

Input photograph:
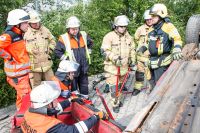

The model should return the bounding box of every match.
[172,47,183,60]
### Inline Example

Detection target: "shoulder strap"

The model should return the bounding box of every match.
[61,33,76,61]
[80,31,91,64]
[5,30,23,43]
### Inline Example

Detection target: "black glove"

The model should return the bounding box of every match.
[47,108,60,116]
[129,64,137,71]
[137,46,147,54]
[71,98,84,105]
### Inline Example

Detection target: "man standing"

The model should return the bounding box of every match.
[141,3,183,87]
[55,16,93,99]
[24,10,56,88]
[133,10,152,96]
[0,9,31,109]
[101,15,136,113]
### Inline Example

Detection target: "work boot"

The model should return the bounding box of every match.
[132,89,141,96]
[113,106,120,113]
[104,84,110,93]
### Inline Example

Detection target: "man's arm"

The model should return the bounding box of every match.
[0,34,12,60]
[54,37,66,60]
[47,28,56,54]
[47,115,98,133]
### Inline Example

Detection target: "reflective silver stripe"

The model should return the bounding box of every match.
[60,54,68,60]
[75,123,85,133]
[79,121,88,132]
[5,62,30,69]
[80,31,91,64]
[6,69,30,77]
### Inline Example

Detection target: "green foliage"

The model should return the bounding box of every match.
[0,0,29,33]
[0,58,16,108]
[0,0,200,107]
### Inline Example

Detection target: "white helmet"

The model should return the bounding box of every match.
[57,60,79,73]
[28,10,41,23]
[7,9,30,25]
[143,10,152,20]
[114,15,129,27]
[150,3,168,18]
[30,81,61,108]
[66,16,80,28]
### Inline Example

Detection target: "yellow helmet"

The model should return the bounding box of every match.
[150,3,168,18]
[28,10,41,23]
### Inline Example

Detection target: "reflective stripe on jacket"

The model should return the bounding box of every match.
[0,27,30,77]
[148,21,182,56]
[59,31,91,64]
[55,31,93,74]
[101,30,136,75]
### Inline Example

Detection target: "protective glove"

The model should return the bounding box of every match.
[47,108,60,116]
[60,90,71,98]
[70,96,84,105]
[112,55,121,66]
[137,46,147,54]
[94,111,108,120]
[172,47,183,60]
[129,64,137,71]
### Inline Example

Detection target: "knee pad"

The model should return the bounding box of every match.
[136,71,145,82]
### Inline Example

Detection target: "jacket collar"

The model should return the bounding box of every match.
[12,26,22,35]
[153,20,164,31]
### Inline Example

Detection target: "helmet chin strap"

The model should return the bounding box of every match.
[29,22,41,30]
[16,24,24,33]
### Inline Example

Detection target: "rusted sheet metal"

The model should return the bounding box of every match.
[168,96,189,133]
[124,59,200,133]
[141,60,200,133]
[124,60,183,133]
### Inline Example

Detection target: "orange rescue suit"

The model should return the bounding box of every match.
[21,110,61,133]
[0,27,31,109]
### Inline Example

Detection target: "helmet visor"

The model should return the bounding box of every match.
[19,15,30,21]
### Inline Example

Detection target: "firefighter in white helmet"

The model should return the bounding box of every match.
[133,10,153,96]
[24,10,56,89]
[21,81,107,133]
[51,60,80,98]
[101,15,136,113]
[0,9,31,109]
[140,3,183,88]
[55,16,94,99]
